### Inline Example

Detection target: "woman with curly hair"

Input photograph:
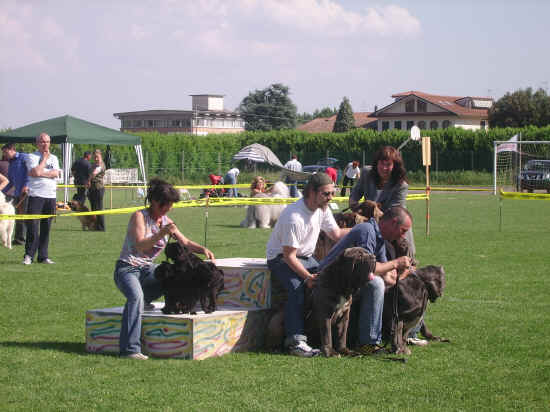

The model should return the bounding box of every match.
[349,145,414,256]
[113,177,215,360]
[250,176,267,197]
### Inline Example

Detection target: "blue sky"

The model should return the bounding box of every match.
[1,0,548,130]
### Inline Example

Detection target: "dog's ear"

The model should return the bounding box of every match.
[418,265,445,302]
[342,247,376,284]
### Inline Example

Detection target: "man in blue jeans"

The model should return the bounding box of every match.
[266,172,349,357]
[318,206,412,355]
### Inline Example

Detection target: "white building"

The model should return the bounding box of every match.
[374,91,493,132]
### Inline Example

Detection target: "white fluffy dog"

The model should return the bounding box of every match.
[0,191,16,249]
[240,181,290,229]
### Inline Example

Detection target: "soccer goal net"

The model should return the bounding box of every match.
[494,139,550,194]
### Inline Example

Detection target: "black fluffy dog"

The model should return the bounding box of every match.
[382,265,448,355]
[154,242,224,315]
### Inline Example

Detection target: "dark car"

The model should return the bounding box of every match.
[518,160,550,193]
[297,164,342,187]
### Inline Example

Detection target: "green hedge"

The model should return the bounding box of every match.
[69,126,550,183]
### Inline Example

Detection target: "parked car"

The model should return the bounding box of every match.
[317,157,339,167]
[518,159,550,193]
[296,164,342,188]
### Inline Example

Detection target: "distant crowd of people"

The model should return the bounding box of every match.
[1,133,107,266]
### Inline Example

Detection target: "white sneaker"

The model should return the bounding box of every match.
[407,337,429,346]
[288,341,321,357]
[38,258,55,264]
[22,255,32,265]
[144,302,155,311]
[122,352,149,360]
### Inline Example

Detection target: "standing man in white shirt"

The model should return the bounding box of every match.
[283,154,302,198]
[23,133,61,265]
[340,160,361,197]
[266,172,350,357]
[223,167,240,197]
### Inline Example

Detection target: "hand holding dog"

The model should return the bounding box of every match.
[394,255,411,271]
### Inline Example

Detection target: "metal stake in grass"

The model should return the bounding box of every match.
[204,194,210,248]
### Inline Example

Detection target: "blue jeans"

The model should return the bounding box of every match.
[267,255,318,347]
[284,177,299,198]
[224,173,238,197]
[113,260,163,355]
[358,276,385,345]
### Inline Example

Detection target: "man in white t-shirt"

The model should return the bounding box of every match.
[22,133,61,265]
[223,167,239,197]
[266,172,350,357]
[340,160,361,197]
[283,155,302,198]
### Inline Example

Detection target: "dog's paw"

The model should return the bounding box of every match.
[395,346,411,355]
[337,348,362,357]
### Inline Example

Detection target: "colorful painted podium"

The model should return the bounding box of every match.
[85,258,273,360]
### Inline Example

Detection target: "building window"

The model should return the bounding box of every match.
[442,120,451,129]
[122,120,132,128]
[480,120,486,128]
[406,121,414,130]
[405,100,415,112]
[430,120,438,130]
[394,121,402,130]
[382,121,390,131]
[417,121,426,130]
[417,100,427,112]
[132,120,143,128]
[171,120,181,127]
[147,120,154,128]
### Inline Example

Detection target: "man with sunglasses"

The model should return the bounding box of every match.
[318,206,412,355]
[266,172,350,357]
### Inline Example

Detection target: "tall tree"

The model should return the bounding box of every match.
[238,83,297,131]
[489,87,550,127]
[333,97,355,132]
[313,107,338,118]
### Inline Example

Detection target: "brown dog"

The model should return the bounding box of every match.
[312,200,383,262]
[307,247,376,357]
[382,265,448,355]
[68,200,98,231]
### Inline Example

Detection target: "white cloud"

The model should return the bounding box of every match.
[0,2,80,72]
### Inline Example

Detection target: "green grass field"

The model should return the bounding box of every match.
[1,190,549,411]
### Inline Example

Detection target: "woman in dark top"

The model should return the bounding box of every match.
[89,149,106,231]
[349,145,415,257]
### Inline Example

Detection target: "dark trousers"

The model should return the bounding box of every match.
[74,184,88,204]
[88,188,105,231]
[340,176,356,197]
[13,194,28,243]
[25,196,56,261]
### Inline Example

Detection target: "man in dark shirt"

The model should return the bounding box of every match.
[71,152,92,204]
[2,143,30,245]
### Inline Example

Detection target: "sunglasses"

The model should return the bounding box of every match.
[320,191,335,197]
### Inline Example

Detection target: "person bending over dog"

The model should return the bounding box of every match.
[113,177,215,360]
[318,206,412,355]
[266,172,350,357]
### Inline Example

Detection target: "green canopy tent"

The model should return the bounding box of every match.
[0,115,146,202]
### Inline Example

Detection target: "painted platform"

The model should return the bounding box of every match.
[86,258,274,359]
[85,303,269,359]
[214,258,271,309]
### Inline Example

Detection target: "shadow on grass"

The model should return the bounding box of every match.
[0,340,92,355]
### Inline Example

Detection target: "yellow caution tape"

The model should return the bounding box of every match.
[499,189,550,200]
[0,194,427,220]
[409,186,491,192]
